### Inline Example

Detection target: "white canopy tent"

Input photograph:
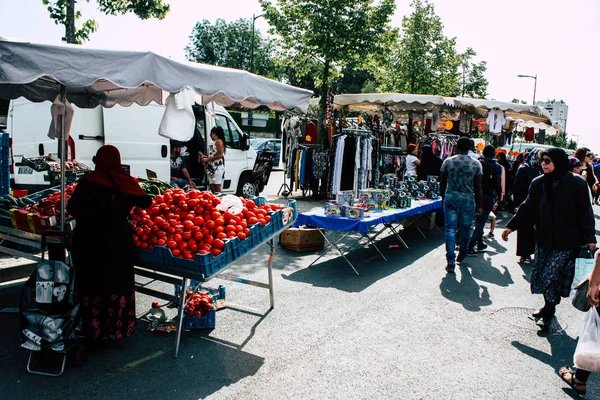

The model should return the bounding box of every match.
[0,39,314,230]
[332,93,459,113]
[452,97,552,124]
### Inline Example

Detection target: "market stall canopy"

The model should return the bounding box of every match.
[453,97,552,124]
[332,93,459,113]
[0,39,313,112]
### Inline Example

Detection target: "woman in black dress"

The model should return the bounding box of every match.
[68,145,151,344]
[502,148,596,329]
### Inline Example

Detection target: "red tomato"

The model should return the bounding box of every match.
[235,225,243,233]
[157,239,166,246]
[183,252,194,260]
[244,228,251,236]
[194,232,204,241]
[199,250,208,255]
[155,195,164,203]
[211,248,222,256]
[172,249,181,257]
[135,227,144,236]
[228,232,237,238]
[191,226,201,233]
[211,198,220,206]
[211,211,221,220]
[237,232,247,240]
[248,217,259,225]
[193,216,205,226]
[201,228,210,236]
[264,215,271,223]
[183,220,194,230]
[174,234,183,243]
[216,232,227,240]
[225,224,236,232]
[240,221,248,229]
[258,218,266,226]
[213,239,225,249]
[187,198,199,207]
[182,231,192,240]
[214,226,225,234]
[206,220,215,230]
[178,241,188,251]
[204,236,214,245]
[214,218,225,227]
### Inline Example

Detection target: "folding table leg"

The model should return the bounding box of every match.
[267,238,275,309]
[174,277,188,358]
[308,230,353,268]
[386,223,409,249]
[363,233,387,261]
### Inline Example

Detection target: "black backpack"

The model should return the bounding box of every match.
[481,159,497,195]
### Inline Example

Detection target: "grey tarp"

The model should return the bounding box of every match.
[0,39,313,112]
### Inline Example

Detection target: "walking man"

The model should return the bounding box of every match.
[468,145,503,255]
[440,137,483,273]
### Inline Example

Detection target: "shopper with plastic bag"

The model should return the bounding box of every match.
[559,249,600,396]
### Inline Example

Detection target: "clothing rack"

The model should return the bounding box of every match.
[380,146,406,154]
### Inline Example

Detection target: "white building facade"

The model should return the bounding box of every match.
[535,99,568,132]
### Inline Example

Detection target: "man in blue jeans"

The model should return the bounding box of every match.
[440,137,483,273]
[468,145,503,255]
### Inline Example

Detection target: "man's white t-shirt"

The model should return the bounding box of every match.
[486,109,506,134]
[406,154,419,176]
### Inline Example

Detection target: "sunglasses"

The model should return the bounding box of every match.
[541,157,553,164]
[586,153,593,157]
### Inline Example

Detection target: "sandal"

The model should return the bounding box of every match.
[560,366,587,395]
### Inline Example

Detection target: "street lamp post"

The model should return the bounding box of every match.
[517,74,538,105]
[248,13,265,136]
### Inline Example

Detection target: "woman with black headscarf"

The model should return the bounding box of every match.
[68,145,152,345]
[502,148,596,330]
[417,144,443,181]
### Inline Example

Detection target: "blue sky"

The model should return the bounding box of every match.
[2,0,599,150]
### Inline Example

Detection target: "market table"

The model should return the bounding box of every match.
[294,199,443,274]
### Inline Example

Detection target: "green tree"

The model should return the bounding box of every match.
[185,18,277,79]
[259,0,396,143]
[511,98,528,104]
[380,0,460,96]
[334,61,377,94]
[459,47,488,98]
[42,0,170,44]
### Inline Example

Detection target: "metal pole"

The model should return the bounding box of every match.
[59,86,66,233]
[533,75,537,105]
[248,15,257,136]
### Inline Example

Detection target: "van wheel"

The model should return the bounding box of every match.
[237,176,257,198]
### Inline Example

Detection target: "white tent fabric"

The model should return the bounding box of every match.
[332,93,457,113]
[0,39,313,112]
[453,97,552,124]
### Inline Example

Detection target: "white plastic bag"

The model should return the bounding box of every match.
[574,308,600,372]
[216,194,243,215]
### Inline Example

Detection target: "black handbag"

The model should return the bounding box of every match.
[572,280,591,312]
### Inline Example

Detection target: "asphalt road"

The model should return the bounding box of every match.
[0,182,599,399]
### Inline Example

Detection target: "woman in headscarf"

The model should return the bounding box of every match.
[417,144,443,181]
[502,148,596,330]
[67,145,152,345]
[511,149,543,263]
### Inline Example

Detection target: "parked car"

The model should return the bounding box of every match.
[250,138,281,165]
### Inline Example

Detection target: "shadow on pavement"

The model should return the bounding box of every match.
[439,264,492,312]
[465,253,514,288]
[0,313,264,399]
[282,228,444,293]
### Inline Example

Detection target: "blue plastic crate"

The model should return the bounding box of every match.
[174,281,226,301]
[137,246,165,266]
[230,235,253,259]
[250,196,267,206]
[161,240,233,277]
[0,186,10,196]
[181,308,216,330]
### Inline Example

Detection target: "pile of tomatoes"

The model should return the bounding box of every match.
[130,189,285,260]
[184,291,216,317]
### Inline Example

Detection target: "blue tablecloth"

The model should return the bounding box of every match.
[294,198,443,234]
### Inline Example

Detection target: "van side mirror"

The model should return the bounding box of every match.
[242,135,250,151]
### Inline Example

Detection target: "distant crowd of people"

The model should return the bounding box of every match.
[407,138,600,396]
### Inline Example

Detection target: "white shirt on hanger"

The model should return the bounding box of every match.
[486,109,506,134]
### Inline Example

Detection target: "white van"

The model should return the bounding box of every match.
[7,98,259,196]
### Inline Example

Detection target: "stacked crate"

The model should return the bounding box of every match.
[0,132,10,196]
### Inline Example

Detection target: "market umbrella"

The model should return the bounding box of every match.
[452,97,552,124]
[332,93,459,113]
[0,38,314,230]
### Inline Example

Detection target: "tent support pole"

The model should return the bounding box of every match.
[59,85,67,233]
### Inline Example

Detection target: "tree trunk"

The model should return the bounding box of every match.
[317,59,330,146]
[65,0,76,43]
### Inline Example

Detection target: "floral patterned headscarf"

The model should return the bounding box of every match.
[524,148,542,167]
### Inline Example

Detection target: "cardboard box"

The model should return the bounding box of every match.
[279,227,325,252]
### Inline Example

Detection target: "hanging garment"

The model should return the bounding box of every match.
[332,135,347,195]
[158,88,196,141]
[524,127,535,142]
[340,136,356,192]
[459,111,471,134]
[486,109,506,134]
[312,150,328,180]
